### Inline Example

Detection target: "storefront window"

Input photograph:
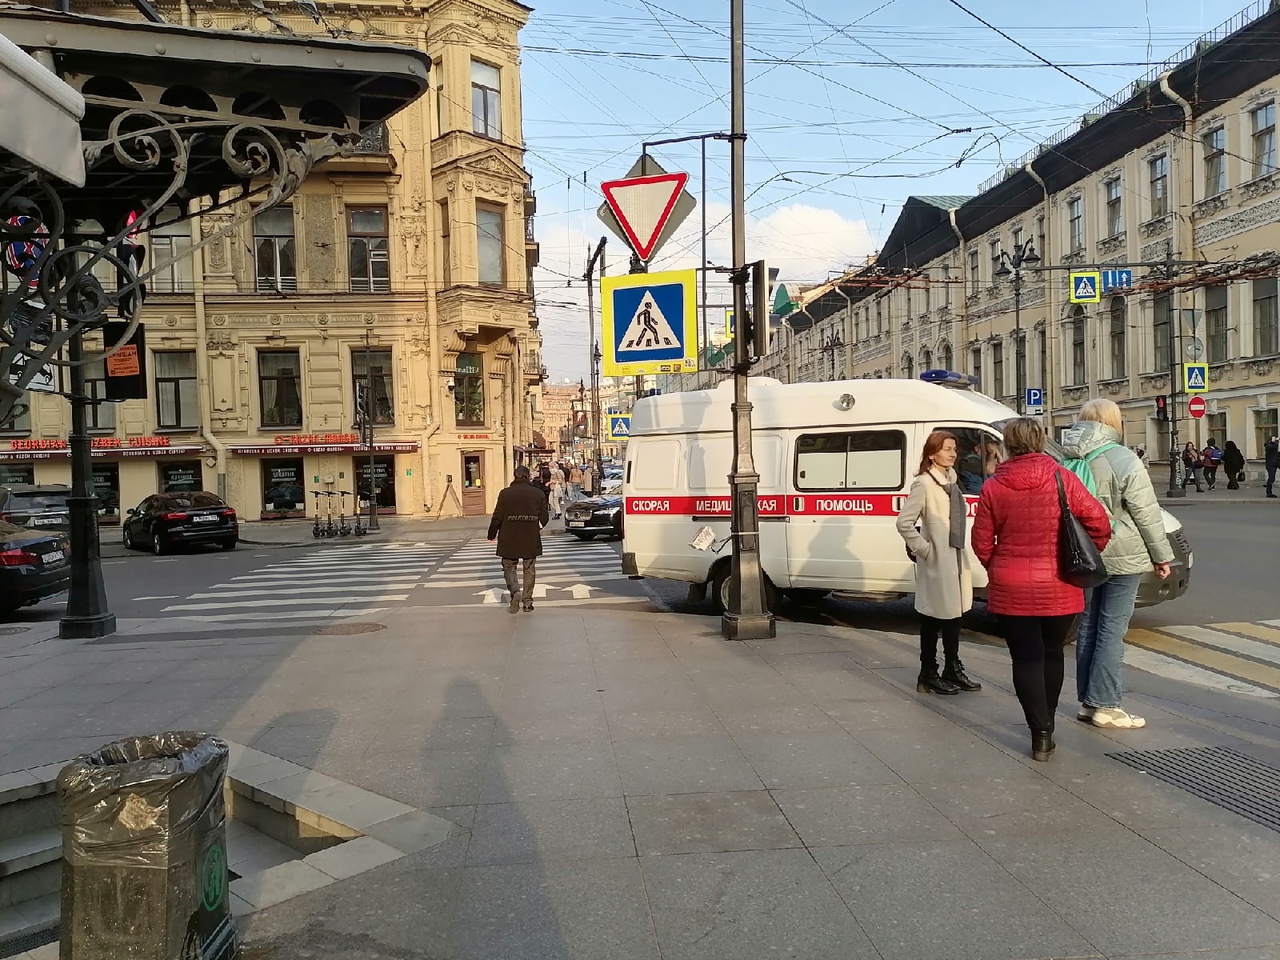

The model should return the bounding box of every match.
[92,463,120,524]
[160,460,203,494]
[262,458,306,518]
[356,456,396,513]
[0,464,35,485]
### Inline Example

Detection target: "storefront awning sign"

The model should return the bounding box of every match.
[2,437,203,461]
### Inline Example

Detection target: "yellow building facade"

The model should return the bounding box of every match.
[1,0,543,521]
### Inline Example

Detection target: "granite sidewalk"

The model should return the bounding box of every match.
[2,607,1279,960]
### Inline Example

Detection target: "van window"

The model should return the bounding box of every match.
[631,439,680,490]
[795,430,905,491]
[947,426,1004,494]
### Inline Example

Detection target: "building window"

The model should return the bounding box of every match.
[353,348,394,425]
[905,284,912,319]
[160,461,202,494]
[1011,226,1023,252]
[992,341,1004,397]
[920,347,932,371]
[1014,331,1025,398]
[92,463,120,522]
[433,58,445,135]
[989,240,1001,284]
[1071,307,1087,385]
[454,352,485,426]
[1153,294,1172,372]
[85,358,115,432]
[1254,277,1279,356]
[262,459,306,517]
[968,248,980,295]
[0,401,30,434]
[1149,155,1169,218]
[970,344,982,380]
[875,299,883,334]
[941,342,953,370]
[148,220,192,293]
[1206,412,1226,447]
[258,350,302,428]
[921,275,930,312]
[944,263,953,307]
[155,351,198,429]
[1204,127,1226,197]
[471,60,502,139]
[1105,179,1123,237]
[347,206,390,293]
[476,204,505,286]
[254,206,296,292]
[1109,298,1127,379]
[439,200,451,288]
[1067,197,1084,252]
[1206,284,1228,363]
[1252,102,1276,178]
[1036,216,1046,263]
[902,353,914,379]
[1257,408,1279,458]
[1038,329,1048,394]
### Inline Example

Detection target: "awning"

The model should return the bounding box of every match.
[1,438,203,461]
[226,441,419,456]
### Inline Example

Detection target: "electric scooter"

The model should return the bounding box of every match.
[337,490,352,537]
[312,491,324,538]
[320,490,338,538]
[352,490,365,537]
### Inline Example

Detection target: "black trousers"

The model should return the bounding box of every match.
[919,615,961,668]
[1000,614,1077,734]
[1204,465,1218,488]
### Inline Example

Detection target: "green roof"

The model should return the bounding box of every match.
[912,195,972,210]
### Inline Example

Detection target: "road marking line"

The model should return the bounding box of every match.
[1125,628,1280,693]
[431,596,650,609]
[421,574,632,588]
[189,584,418,598]
[1122,645,1280,699]
[171,609,390,622]
[161,595,408,611]
[227,574,420,584]
[1162,625,1280,665]
[1211,622,1280,647]
[131,595,179,601]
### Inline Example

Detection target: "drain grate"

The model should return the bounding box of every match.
[0,922,57,960]
[1108,745,1280,832]
[0,626,32,636]
[310,622,386,636]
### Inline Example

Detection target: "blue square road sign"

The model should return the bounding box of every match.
[1025,387,1043,409]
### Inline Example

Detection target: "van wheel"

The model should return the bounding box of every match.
[712,564,779,614]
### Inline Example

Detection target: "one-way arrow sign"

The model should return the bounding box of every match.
[598,154,695,263]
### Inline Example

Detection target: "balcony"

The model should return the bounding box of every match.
[354,123,389,155]
[525,216,540,268]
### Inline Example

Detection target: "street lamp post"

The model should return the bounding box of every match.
[362,330,380,531]
[994,240,1040,414]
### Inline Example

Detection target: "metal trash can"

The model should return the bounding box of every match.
[57,733,237,960]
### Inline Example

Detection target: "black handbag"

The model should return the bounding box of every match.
[1055,471,1109,589]
[1237,471,1246,482]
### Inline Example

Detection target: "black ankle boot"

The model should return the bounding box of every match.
[942,658,982,692]
[917,662,960,695]
[1031,731,1055,762]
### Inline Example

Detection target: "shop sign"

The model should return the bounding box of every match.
[229,439,419,456]
[1,436,200,461]
[272,433,360,446]
[458,434,490,440]
[8,436,173,451]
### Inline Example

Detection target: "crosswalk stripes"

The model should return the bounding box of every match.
[1124,620,1280,698]
[156,541,461,623]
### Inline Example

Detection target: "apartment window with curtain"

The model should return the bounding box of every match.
[1257,408,1279,458]
[155,351,198,429]
[258,350,302,428]
[254,206,296,292]
[454,353,485,426]
[991,341,1004,397]
[1206,284,1228,363]
[1071,307,1086,385]
[989,240,1001,284]
[85,358,114,432]
[470,60,502,139]
[476,204,505,286]
[1253,277,1279,356]
[1109,298,1127,378]
[439,200,451,288]
[352,348,394,425]
[1203,127,1226,196]
[1011,226,1023,252]
[1105,179,1123,237]
[1067,197,1084,251]
[1153,294,1172,372]
[148,219,192,293]
[967,248,980,295]
[1252,102,1276,178]
[347,207,389,293]
[1149,155,1170,218]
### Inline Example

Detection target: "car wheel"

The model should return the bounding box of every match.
[152,532,167,556]
[220,539,237,551]
[122,526,134,550]
[713,563,779,614]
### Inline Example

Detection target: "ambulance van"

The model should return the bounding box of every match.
[620,375,1191,612]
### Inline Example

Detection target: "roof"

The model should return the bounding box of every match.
[630,377,1017,435]
[912,195,972,210]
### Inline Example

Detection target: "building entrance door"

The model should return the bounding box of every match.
[461,451,486,516]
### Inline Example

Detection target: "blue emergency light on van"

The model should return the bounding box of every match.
[920,369,979,387]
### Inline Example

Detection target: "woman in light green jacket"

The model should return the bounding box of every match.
[1061,399,1173,730]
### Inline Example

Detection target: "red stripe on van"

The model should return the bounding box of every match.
[624,494,979,518]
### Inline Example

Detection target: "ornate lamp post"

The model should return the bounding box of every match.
[994,240,1041,414]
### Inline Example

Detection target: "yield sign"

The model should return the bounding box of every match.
[601,172,689,262]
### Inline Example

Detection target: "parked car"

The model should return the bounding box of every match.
[0,484,72,531]
[122,492,238,554]
[564,493,623,540]
[0,520,70,616]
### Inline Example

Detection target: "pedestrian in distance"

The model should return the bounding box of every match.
[895,429,980,696]
[972,418,1111,762]
[548,464,566,519]
[1266,435,1279,498]
[1062,399,1172,731]
[1201,438,1222,490]
[531,466,552,505]
[582,462,595,498]
[568,462,583,501]
[487,464,550,614]
[1222,440,1246,490]
[1181,442,1204,492]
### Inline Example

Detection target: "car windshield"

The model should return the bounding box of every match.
[157,493,224,510]
[11,493,70,509]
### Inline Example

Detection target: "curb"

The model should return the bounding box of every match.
[1158,498,1276,506]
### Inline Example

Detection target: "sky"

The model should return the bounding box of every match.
[518,0,1256,383]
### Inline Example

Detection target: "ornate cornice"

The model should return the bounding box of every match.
[1139,215,1171,239]
[1098,233,1127,256]
[1193,190,1232,220]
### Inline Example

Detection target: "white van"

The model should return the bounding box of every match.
[620,376,1191,612]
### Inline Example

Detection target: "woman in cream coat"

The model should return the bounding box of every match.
[895,429,980,695]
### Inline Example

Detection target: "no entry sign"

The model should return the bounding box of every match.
[1188,395,1206,419]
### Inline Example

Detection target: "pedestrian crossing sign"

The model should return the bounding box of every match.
[602,269,698,377]
[1069,271,1101,303]
[608,414,631,440]
[1183,362,1209,393]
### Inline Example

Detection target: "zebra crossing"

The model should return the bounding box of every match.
[154,541,461,624]
[1124,620,1280,698]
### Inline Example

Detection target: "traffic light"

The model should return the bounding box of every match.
[115,240,146,318]
[1155,395,1169,422]
[741,260,770,359]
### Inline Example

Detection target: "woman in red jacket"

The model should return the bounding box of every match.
[972,418,1111,762]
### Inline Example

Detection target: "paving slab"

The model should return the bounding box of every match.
[627,790,801,856]
[732,732,901,788]
[465,797,635,865]
[772,783,967,847]
[481,741,623,802]
[615,736,764,796]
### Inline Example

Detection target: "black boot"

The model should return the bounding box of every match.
[917,662,960,695]
[942,657,982,692]
[1031,731,1055,762]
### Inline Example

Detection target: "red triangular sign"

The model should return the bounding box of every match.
[600,172,688,262]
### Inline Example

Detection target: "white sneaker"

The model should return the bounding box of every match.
[1077,706,1096,722]
[1089,707,1146,729]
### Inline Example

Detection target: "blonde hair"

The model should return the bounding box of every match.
[1080,397,1124,435]
[1002,417,1046,457]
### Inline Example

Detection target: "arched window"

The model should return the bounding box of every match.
[902,352,914,379]
[920,348,933,371]
[1109,297,1127,379]
[1071,305,1087,385]
[941,342,953,371]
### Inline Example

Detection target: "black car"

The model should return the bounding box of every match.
[123,492,239,554]
[0,520,70,616]
[564,494,623,540]
[0,483,72,532]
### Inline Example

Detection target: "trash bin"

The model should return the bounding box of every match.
[57,733,237,960]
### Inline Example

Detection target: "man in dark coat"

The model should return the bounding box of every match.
[1266,435,1279,498]
[487,464,550,613]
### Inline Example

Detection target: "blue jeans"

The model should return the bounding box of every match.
[1076,573,1142,708]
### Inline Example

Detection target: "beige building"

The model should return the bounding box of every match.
[763,2,1280,469]
[1,0,543,521]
